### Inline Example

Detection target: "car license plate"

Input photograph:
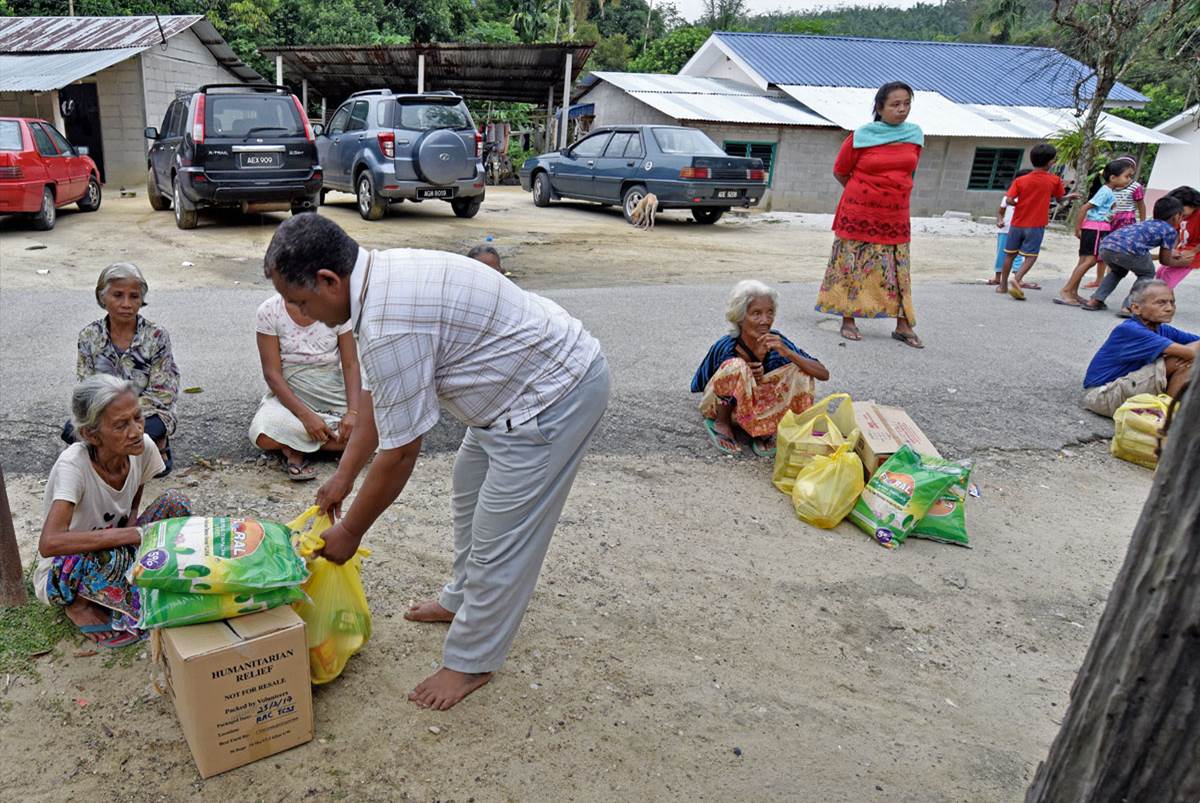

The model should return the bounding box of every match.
[715,189,741,200]
[239,152,282,169]
[417,187,456,199]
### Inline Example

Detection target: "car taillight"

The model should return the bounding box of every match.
[293,95,314,143]
[475,130,483,159]
[747,168,767,181]
[0,166,22,179]
[192,94,205,144]
[680,166,710,179]
[377,131,395,159]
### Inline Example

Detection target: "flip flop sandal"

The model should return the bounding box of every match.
[1020,282,1042,290]
[986,278,1000,285]
[750,437,777,458]
[1008,285,1026,300]
[704,419,741,455]
[287,459,318,482]
[1116,309,1133,318]
[839,325,862,341]
[891,331,925,349]
[1053,297,1082,306]
[79,623,115,635]
[96,630,142,649]
[1081,301,1108,311]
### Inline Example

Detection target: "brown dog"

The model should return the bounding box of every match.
[629,192,658,230]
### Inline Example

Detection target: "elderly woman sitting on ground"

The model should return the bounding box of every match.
[692,280,830,456]
[38,375,190,648]
[65,263,180,477]
[249,293,362,480]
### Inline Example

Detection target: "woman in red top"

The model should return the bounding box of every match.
[816,82,924,348]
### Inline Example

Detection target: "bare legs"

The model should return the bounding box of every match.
[1059,255,1099,305]
[1166,354,1194,398]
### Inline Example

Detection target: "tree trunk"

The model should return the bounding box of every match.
[1026,385,1200,801]
[0,466,28,607]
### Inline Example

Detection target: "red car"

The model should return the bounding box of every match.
[0,116,102,230]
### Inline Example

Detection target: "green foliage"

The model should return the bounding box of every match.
[0,584,76,681]
[1106,83,1189,129]
[510,0,549,42]
[575,20,630,70]
[464,19,520,42]
[700,0,746,30]
[628,24,709,73]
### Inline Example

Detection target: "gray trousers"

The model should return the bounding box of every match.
[438,355,611,673]
[1094,249,1156,307]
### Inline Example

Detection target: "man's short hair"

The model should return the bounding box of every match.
[263,214,359,288]
[1153,196,1184,221]
[1029,143,1057,167]
[467,245,500,261]
[1129,278,1170,305]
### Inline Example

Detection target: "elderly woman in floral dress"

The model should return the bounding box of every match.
[692,280,829,456]
[65,263,180,476]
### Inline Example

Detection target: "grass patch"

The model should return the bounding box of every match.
[0,582,76,680]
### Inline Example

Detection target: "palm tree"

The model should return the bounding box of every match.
[972,0,1028,43]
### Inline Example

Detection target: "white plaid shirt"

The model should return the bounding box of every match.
[350,248,602,449]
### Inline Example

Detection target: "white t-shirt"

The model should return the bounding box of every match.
[999,196,1017,233]
[34,435,165,603]
[255,294,351,368]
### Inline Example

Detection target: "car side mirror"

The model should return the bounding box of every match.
[311,123,324,137]
[76,145,89,156]
[144,127,159,140]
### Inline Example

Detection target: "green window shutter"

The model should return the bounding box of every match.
[724,140,777,187]
[968,147,1024,191]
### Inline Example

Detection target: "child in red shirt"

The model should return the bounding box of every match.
[997,143,1078,300]
[1156,185,1200,291]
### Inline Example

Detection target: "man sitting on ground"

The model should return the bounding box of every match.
[1082,279,1197,417]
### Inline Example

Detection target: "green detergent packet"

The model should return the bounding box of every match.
[132,516,308,594]
[138,585,305,629]
[910,457,975,547]
[848,445,963,549]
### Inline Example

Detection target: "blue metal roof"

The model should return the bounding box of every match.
[712,32,1147,107]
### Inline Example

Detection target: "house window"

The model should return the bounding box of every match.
[724,141,776,185]
[968,148,1023,190]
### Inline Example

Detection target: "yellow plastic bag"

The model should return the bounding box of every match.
[1111,393,1172,469]
[286,507,372,685]
[791,442,866,528]
[773,393,860,495]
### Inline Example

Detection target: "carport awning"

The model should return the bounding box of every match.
[0,47,145,91]
[259,43,593,106]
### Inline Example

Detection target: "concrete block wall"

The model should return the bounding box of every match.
[583,82,675,128]
[141,28,244,126]
[915,136,1042,217]
[0,92,50,119]
[93,56,146,190]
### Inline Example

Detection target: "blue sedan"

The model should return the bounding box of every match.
[519,125,768,224]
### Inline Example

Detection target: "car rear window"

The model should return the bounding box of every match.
[397,101,472,130]
[206,95,303,138]
[0,120,23,151]
[652,128,726,156]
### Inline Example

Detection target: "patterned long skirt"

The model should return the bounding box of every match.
[45,490,191,632]
[699,359,815,438]
[815,237,916,324]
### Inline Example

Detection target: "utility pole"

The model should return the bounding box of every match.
[0,467,27,607]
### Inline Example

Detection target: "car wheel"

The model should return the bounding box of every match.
[451,196,483,219]
[692,207,727,225]
[77,176,102,212]
[291,192,320,215]
[356,172,385,221]
[31,186,56,230]
[622,184,647,224]
[532,172,551,207]
[147,168,170,211]
[173,176,198,230]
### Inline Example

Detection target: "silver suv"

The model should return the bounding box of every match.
[315,89,485,220]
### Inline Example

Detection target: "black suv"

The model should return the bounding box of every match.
[315,89,485,220]
[144,84,321,229]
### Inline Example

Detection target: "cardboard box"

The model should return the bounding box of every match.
[160,606,313,778]
[854,401,941,473]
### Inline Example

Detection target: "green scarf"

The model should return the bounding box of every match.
[852,121,925,149]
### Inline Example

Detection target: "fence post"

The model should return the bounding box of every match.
[0,466,28,607]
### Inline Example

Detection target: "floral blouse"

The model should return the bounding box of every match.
[76,315,180,435]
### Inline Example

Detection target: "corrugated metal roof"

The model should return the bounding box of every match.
[780,85,1015,137]
[1153,104,1199,135]
[588,71,764,96]
[0,47,145,91]
[712,32,1147,108]
[967,105,1184,144]
[260,43,593,104]
[0,14,201,52]
[584,72,832,127]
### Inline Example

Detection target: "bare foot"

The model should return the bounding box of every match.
[409,667,492,710]
[404,599,455,623]
[995,283,1008,294]
[64,598,111,641]
[986,277,1000,285]
[1082,280,1100,289]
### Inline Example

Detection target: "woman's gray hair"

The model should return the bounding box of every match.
[72,374,138,440]
[95,262,148,309]
[725,280,779,334]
